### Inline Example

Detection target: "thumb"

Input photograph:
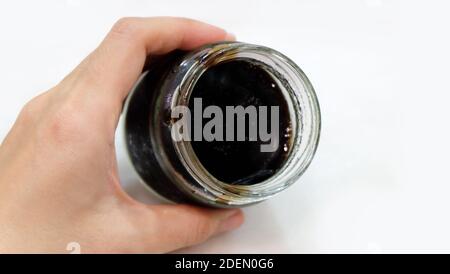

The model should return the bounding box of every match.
[140,204,244,253]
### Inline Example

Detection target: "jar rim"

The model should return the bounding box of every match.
[170,42,321,206]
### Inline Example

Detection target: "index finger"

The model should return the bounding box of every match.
[72,17,233,106]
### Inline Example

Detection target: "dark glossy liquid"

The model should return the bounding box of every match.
[189,60,292,185]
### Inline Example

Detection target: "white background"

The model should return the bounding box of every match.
[1,0,450,253]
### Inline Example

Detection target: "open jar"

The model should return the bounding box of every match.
[122,42,321,208]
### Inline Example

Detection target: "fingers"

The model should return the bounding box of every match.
[71,17,232,111]
[141,204,244,253]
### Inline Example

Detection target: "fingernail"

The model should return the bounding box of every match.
[224,32,236,41]
[218,210,244,232]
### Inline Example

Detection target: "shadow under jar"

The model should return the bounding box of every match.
[123,42,321,208]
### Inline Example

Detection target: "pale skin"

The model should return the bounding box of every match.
[0,17,244,253]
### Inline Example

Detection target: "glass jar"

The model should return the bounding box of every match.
[122,42,321,208]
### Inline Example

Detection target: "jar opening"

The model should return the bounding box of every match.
[187,59,293,185]
[166,42,320,207]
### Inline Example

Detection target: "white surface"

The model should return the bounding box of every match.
[1,0,450,253]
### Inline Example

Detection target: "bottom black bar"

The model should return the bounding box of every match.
[0,254,446,273]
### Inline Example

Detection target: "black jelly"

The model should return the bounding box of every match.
[189,60,292,185]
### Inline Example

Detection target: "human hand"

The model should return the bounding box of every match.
[0,17,243,253]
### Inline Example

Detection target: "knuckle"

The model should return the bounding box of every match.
[40,103,84,145]
[19,101,38,123]
[18,94,47,124]
[110,17,140,37]
[175,17,196,26]
[186,216,216,245]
